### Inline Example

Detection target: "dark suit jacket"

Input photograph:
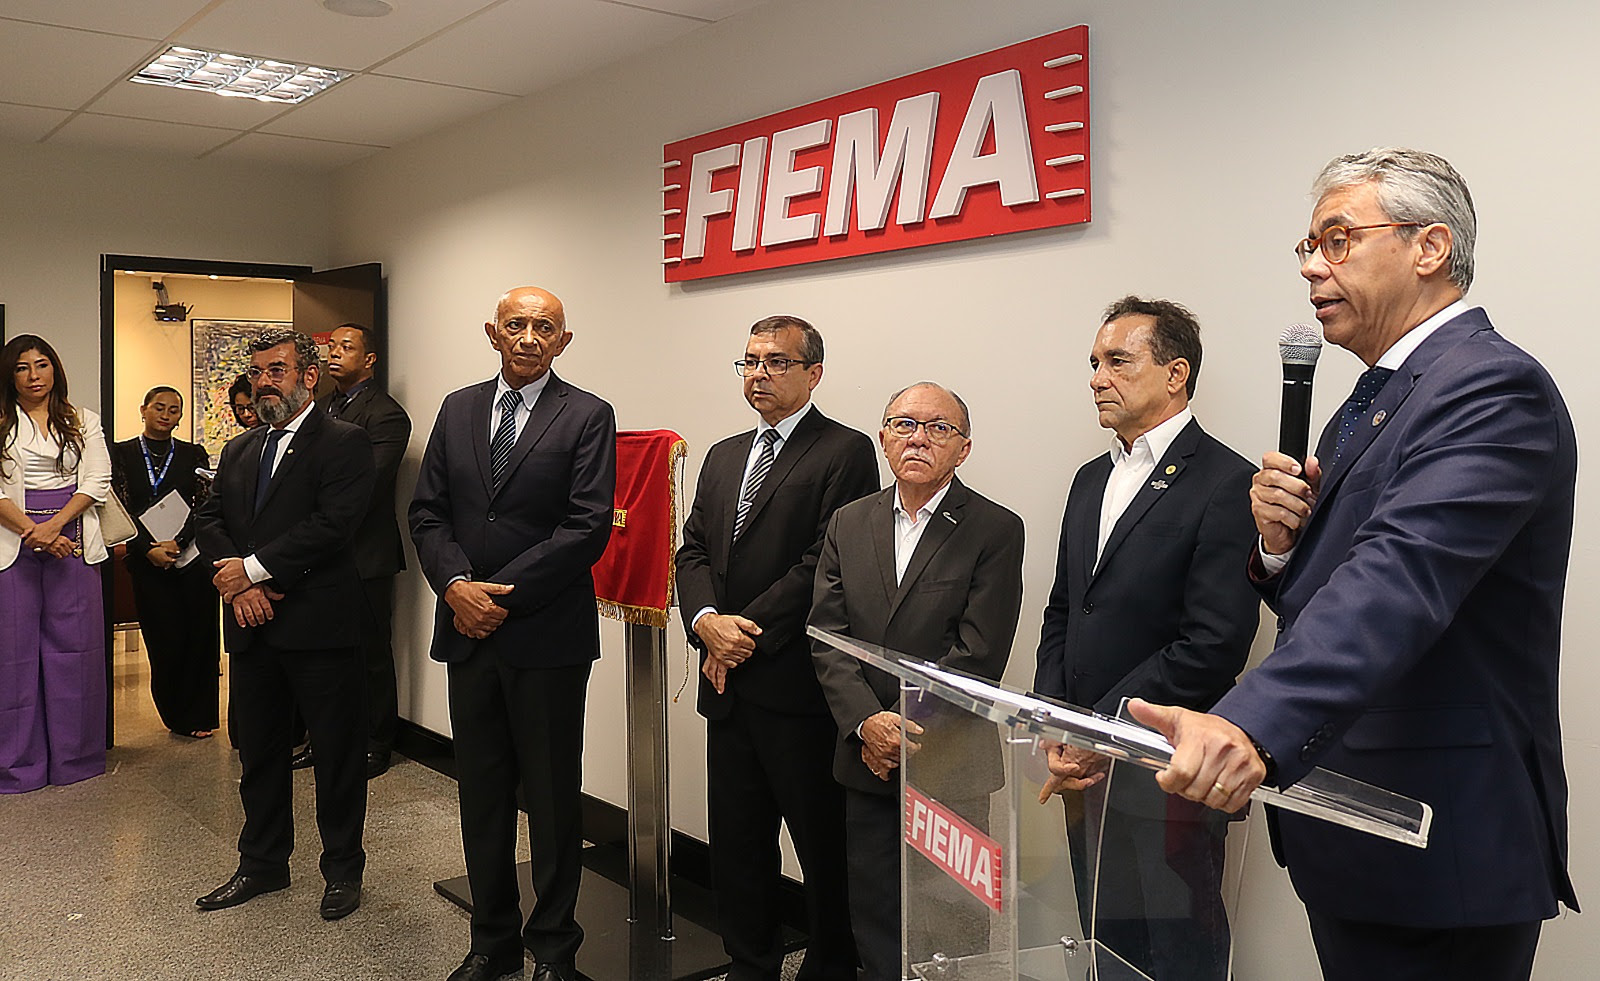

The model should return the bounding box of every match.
[193,405,375,653]
[1033,418,1259,716]
[409,372,616,668]
[810,476,1025,795]
[1214,308,1579,926]
[331,383,411,580]
[676,406,878,719]
[110,435,209,569]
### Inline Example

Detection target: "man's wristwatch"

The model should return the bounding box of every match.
[1246,733,1278,786]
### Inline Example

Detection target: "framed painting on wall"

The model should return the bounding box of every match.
[190,318,291,463]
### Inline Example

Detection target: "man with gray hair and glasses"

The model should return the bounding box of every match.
[194,327,375,922]
[1129,149,1579,979]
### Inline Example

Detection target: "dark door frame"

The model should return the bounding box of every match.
[99,254,313,746]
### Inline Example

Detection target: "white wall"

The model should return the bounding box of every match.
[0,141,334,410]
[333,0,1600,975]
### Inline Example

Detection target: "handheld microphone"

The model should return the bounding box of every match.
[1278,323,1323,461]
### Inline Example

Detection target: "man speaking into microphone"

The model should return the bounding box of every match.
[1128,148,1579,980]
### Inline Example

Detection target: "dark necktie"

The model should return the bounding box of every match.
[255,428,288,514]
[489,389,523,485]
[1333,366,1394,463]
[733,429,780,541]
[327,391,350,418]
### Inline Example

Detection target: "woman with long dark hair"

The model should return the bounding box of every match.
[0,334,112,793]
[110,385,219,739]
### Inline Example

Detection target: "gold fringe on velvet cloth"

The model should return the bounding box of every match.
[592,431,687,630]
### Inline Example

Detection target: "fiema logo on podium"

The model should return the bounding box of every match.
[662,25,1092,282]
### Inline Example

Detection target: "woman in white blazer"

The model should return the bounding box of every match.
[0,333,112,793]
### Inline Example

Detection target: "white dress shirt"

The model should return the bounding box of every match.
[0,407,112,570]
[489,370,553,444]
[1259,299,1476,575]
[691,400,816,630]
[243,400,316,584]
[1096,408,1191,569]
[893,478,955,584]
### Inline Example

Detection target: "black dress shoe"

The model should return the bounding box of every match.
[290,747,314,770]
[319,880,361,920]
[365,751,391,779]
[445,952,524,981]
[195,871,289,910]
[530,962,577,981]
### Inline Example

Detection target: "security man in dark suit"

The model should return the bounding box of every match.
[193,327,375,923]
[810,382,1024,981]
[410,286,616,981]
[676,315,878,981]
[1033,297,1259,981]
[1135,148,1578,981]
[324,322,412,778]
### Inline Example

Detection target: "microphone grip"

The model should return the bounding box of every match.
[1279,363,1316,461]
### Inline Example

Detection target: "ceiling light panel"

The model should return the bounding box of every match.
[130,46,352,104]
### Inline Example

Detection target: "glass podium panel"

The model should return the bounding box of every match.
[809,628,1432,981]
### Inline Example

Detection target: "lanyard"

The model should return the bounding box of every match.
[140,435,175,491]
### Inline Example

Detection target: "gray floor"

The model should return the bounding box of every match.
[0,632,805,981]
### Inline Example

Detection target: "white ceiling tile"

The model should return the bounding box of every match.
[90,77,293,129]
[614,0,766,21]
[47,112,243,156]
[0,1,209,39]
[259,73,511,146]
[0,101,71,142]
[206,131,384,170]
[0,19,163,109]
[378,0,698,95]
[176,0,502,71]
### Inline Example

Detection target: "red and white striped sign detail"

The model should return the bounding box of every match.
[904,784,1004,912]
[661,26,1091,282]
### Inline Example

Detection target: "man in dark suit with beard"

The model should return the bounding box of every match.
[676,315,878,981]
[324,322,412,778]
[410,286,616,981]
[810,382,1024,981]
[1033,296,1260,981]
[193,327,374,922]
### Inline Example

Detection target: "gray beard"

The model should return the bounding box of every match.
[254,380,310,425]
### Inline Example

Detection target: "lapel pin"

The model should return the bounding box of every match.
[942,511,957,524]
[1164,464,1177,475]
[1371,410,1386,427]
[1150,479,1169,490]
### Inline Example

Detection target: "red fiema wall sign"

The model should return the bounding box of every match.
[661,26,1091,282]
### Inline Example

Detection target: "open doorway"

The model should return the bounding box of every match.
[99,254,384,747]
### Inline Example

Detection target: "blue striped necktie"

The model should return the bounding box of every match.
[733,429,780,540]
[255,427,288,514]
[489,389,523,485]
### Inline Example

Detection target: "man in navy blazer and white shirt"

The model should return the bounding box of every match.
[1130,149,1578,980]
[410,286,616,981]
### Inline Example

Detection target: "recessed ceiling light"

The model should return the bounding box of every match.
[129,46,352,104]
[323,0,393,16]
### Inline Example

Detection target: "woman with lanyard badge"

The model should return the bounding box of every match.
[111,386,218,739]
[0,334,113,793]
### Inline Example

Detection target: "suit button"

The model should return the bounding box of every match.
[1081,602,1094,614]
[487,512,496,522]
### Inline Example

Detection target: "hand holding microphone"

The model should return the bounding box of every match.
[1252,324,1324,556]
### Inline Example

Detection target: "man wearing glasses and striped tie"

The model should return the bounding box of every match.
[677,315,877,981]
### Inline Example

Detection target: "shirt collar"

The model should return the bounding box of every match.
[336,378,371,401]
[1375,299,1474,370]
[1109,407,1192,467]
[756,400,815,443]
[494,370,552,409]
[271,400,317,435]
[895,477,955,521]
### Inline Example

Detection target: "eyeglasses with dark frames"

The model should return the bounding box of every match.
[733,357,814,377]
[882,416,968,444]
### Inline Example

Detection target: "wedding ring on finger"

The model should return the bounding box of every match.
[1211,781,1231,797]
